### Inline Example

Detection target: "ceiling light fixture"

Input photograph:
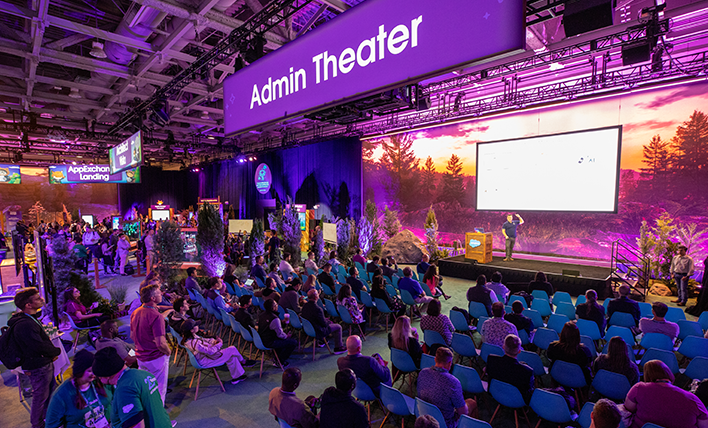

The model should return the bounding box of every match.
[69,88,82,99]
[90,41,107,58]
[200,111,210,120]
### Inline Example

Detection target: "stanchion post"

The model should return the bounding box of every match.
[94,259,104,289]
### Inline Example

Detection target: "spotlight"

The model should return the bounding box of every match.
[69,88,82,99]
[200,111,210,120]
[72,161,77,165]
[90,41,107,59]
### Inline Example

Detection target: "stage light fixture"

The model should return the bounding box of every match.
[90,41,107,58]
[200,111,210,120]
[69,88,82,99]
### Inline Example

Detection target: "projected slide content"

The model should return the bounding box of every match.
[476,127,621,212]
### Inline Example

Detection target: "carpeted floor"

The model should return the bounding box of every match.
[0,262,697,428]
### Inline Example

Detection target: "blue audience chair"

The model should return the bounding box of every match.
[380,383,415,428]
[530,388,577,426]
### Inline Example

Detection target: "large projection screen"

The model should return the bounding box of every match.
[476,126,622,213]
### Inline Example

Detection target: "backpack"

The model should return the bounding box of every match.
[124,264,134,275]
[0,322,23,369]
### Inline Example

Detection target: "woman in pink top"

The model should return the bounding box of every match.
[625,360,708,428]
[422,265,451,300]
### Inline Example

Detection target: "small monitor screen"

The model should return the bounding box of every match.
[81,215,94,227]
[152,209,170,221]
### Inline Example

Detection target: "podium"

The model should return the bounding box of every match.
[465,232,493,264]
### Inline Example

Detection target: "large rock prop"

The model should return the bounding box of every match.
[649,282,673,297]
[381,229,428,264]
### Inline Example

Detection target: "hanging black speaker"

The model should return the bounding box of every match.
[563,0,614,38]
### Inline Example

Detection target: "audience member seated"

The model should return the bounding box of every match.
[280,278,305,314]
[95,319,137,367]
[417,347,477,428]
[268,368,318,428]
[466,274,495,316]
[481,302,519,347]
[486,271,510,304]
[63,286,108,327]
[205,277,235,313]
[639,301,679,341]
[389,315,423,376]
[337,335,392,398]
[258,299,297,367]
[575,289,606,335]
[336,284,367,334]
[279,252,296,280]
[423,265,451,300]
[302,274,318,294]
[234,295,256,330]
[381,257,396,279]
[590,399,622,428]
[528,271,554,299]
[269,262,286,289]
[352,248,367,267]
[251,255,268,285]
[486,334,534,403]
[625,360,708,428]
[181,319,254,384]
[547,321,594,385]
[417,254,431,277]
[505,301,534,336]
[399,267,435,315]
[168,297,192,331]
[592,336,639,385]
[318,263,337,292]
[328,251,341,272]
[304,251,318,273]
[347,266,368,300]
[319,369,369,428]
[185,267,203,294]
[255,277,281,303]
[366,256,380,274]
[301,290,346,354]
[222,263,240,288]
[420,299,455,347]
[607,285,640,327]
[370,275,406,318]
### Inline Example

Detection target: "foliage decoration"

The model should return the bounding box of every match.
[424,206,440,261]
[249,218,266,267]
[383,205,401,239]
[364,200,382,256]
[282,198,303,266]
[155,221,184,286]
[47,234,100,320]
[357,216,373,256]
[197,203,225,277]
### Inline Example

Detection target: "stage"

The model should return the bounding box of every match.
[439,253,613,299]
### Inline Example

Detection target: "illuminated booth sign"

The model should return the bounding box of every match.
[223,0,525,134]
[255,163,272,194]
[0,165,21,184]
[49,165,140,184]
[149,202,172,221]
[109,131,142,174]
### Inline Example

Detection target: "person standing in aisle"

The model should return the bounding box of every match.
[116,233,131,276]
[8,288,61,428]
[130,283,171,404]
[144,229,155,275]
[671,245,694,306]
[502,213,524,261]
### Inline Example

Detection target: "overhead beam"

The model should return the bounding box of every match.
[297,3,327,37]
[318,0,349,13]
[44,33,92,50]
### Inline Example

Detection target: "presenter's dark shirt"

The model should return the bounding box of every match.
[503,220,520,238]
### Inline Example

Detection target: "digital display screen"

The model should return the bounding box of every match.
[109,131,142,174]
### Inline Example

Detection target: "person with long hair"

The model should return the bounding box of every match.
[63,287,108,327]
[302,274,318,294]
[180,319,254,384]
[592,336,639,385]
[370,274,406,318]
[45,350,113,428]
[388,316,422,373]
[625,360,708,428]
[328,250,341,272]
[422,265,451,300]
[222,263,240,287]
[547,321,593,384]
[337,283,366,332]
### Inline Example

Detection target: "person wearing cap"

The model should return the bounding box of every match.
[180,319,256,384]
[671,245,695,306]
[46,350,113,428]
[92,347,172,428]
[130,283,171,404]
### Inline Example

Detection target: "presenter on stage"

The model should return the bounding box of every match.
[502,213,524,262]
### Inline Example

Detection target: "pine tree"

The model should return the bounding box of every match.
[382,205,401,239]
[364,199,382,256]
[674,110,708,197]
[438,154,466,204]
[249,219,265,267]
[155,221,184,286]
[197,203,225,277]
[640,134,673,195]
[424,206,440,261]
[379,133,420,210]
[48,234,100,320]
[282,199,303,266]
[420,156,437,206]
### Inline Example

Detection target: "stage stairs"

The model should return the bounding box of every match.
[610,239,651,301]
